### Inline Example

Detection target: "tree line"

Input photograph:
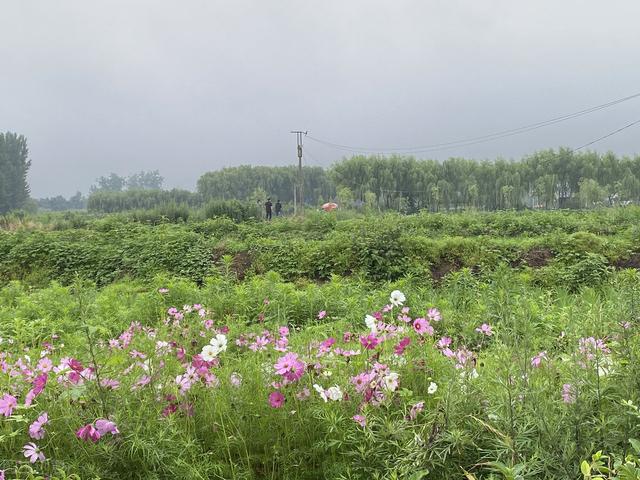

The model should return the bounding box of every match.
[87,149,640,214]
[196,149,640,212]
[4,130,640,215]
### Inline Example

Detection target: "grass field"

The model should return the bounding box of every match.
[1,209,640,479]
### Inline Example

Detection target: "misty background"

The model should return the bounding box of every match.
[1,0,639,198]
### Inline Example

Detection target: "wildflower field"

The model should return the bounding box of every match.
[1,209,640,479]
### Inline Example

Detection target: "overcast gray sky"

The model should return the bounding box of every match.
[1,1,640,197]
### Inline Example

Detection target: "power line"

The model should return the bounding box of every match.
[306,91,640,154]
[571,118,640,152]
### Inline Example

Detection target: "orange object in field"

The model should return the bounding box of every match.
[321,202,338,212]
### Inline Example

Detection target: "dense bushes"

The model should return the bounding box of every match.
[1,209,639,288]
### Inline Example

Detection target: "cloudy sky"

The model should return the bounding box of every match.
[1,1,640,197]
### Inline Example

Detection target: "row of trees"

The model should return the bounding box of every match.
[194,149,640,212]
[37,171,165,211]
[91,170,164,192]
[87,189,200,213]
[5,129,639,216]
[197,165,335,205]
[0,132,31,214]
[37,192,86,211]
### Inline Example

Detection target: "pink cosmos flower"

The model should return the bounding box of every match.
[350,372,373,393]
[318,337,336,356]
[437,336,452,349]
[352,414,367,427]
[340,349,360,357]
[28,412,49,440]
[360,334,381,350]
[562,383,576,404]
[274,337,289,352]
[23,443,45,463]
[249,335,270,352]
[343,331,353,342]
[0,394,17,417]
[95,419,119,436]
[100,378,120,390]
[407,401,425,421]
[37,357,53,373]
[578,337,610,361]
[475,323,493,336]
[76,423,101,443]
[296,387,310,400]
[427,308,442,322]
[413,318,433,336]
[454,347,474,368]
[279,326,290,337]
[268,391,285,408]
[274,352,305,382]
[531,351,547,368]
[317,310,327,319]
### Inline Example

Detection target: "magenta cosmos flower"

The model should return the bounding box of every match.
[394,336,411,355]
[76,423,101,443]
[274,352,305,382]
[317,310,327,319]
[360,334,381,350]
[268,391,285,408]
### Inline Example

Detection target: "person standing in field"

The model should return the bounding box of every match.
[275,199,282,217]
[265,198,273,220]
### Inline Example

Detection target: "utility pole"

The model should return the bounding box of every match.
[291,131,307,216]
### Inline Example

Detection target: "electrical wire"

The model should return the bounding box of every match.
[306,91,640,154]
[571,118,640,152]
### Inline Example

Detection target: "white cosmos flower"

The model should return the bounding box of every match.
[364,315,377,333]
[389,290,406,307]
[313,384,328,402]
[383,372,399,392]
[326,385,343,401]
[209,334,228,355]
[201,344,218,362]
[427,382,438,394]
